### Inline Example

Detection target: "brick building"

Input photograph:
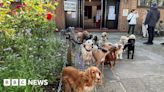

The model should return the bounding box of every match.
[55,0,164,33]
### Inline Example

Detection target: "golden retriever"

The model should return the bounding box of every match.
[62,66,102,92]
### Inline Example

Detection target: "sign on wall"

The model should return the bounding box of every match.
[122,9,129,16]
[108,6,116,20]
[64,1,77,11]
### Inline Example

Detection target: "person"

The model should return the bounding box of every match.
[142,10,149,37]
[127,9,139,34]
[143,3,160,45]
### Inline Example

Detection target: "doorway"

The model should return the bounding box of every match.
[84,0,101,29]
[103,0,120,29]
[81,0,120,29]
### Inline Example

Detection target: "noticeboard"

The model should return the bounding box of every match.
[64,1,77,11]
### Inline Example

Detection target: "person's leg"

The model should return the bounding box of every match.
[131,25,135,34]
[147,26,151,43]
[151,26,155,43]
[144,26,151,44]
[148,26,155,44]
[128,25,132,34]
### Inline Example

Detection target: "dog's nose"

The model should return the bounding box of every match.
[97,78,100,81]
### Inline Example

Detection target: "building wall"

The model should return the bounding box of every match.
[118,0,164,33]
[55,0,65,30]
[55,0,164,31]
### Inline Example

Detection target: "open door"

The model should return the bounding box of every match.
[83,0,102,29]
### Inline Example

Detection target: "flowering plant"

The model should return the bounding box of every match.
[0,0,65,92]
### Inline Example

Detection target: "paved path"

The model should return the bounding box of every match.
[72,32,164,92]
[95,33,164,92]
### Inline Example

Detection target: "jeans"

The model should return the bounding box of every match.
[128,25,135,34]
[147,25,155,43]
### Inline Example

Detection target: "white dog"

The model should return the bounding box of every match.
[119,36,129,46]
[81,40,94,65]
[114,43,124,59]
[99,32,109,46]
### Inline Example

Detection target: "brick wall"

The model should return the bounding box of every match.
[55,0,65,30]
[118,0,164,33]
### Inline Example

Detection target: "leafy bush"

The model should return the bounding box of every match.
[0,0,65,92]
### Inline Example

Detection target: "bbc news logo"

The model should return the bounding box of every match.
[3,79,48,86]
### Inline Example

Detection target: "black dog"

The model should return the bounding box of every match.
[123,39,135,59]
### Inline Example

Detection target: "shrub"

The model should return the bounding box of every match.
[0,0,64,92]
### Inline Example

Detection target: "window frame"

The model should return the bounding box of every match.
[137,0,164,8]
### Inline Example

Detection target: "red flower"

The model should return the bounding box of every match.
[16,4,23,9]
[16,3,26,9]
[47,12,53,21]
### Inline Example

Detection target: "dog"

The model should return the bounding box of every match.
[92,35,99,47]
[76,31,92,44]
[114,43,124,59]
[92,43,114,71]
[62,66,102,92]
[123,34,136,59]
[100,43,117,69]
[119,36,129,46]
[81,40,94,65]
[99,32,109,46]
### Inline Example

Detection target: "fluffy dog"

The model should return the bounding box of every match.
[119,36,129,46]
[62,66,102,92]
[99,32,109,46]
[101,43,117,69]
[81,40,94,65]
[76,31,92,44]
[114,43,124,59]
[123,34,136,59]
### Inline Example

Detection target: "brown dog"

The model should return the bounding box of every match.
[105,46,117,68]
[76,31,92,43]
[92,43,113,72]
[62,66,102,92]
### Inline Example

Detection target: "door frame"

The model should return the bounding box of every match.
[82,0,103,29]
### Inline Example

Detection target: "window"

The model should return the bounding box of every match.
[138,0,164,7]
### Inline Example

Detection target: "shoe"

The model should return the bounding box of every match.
[146,43,153,45]
[143,42,149,44]
[161,43,164,45]
[143,42,153,45]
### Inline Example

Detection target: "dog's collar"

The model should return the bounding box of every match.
[84,46,92,52]
[98,47,108,53]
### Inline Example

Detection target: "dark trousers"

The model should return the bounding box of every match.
[147,25,155,43]
[128,25,135,34]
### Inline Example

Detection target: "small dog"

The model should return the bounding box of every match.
[101,43,117,69]
[119,36,129,46]
[81,40,94,65]
[99,32,109,46]
[123,34,136,59]
[114,43,124,59]
[92,35,99,47]
[62,66,102,92]
[76,31,92,44]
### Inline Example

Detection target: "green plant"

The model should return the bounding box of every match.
[0,0,65,92]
